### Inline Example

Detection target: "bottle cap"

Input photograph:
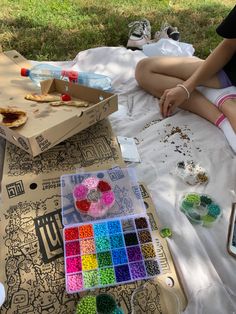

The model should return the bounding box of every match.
[21,68,30,77]
[61,70,78,83]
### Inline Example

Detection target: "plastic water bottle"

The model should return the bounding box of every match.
[21,63,112,91]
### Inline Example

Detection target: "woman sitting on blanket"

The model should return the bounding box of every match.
[135,5,236,152]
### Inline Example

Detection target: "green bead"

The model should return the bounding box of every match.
[202,215,216,226]
[181,199,194,211]
[160,228,172,238]
[96,293,116,314]
[83,270,99,288]
[200,195,212,206]
[185,193,200,205]
[99,267,115,285]
[208,203,221,218]
[97,251,112,267]
[76,296,97,314]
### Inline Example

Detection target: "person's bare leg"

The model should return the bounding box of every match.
[179,91,222,124]
[135,56,224,124]
[135,56,236,151]
[135,56,222,91]
[220,99,236,132]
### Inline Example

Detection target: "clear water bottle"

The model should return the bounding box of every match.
[21,63,112,91]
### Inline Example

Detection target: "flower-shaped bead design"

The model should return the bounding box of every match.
[73,177,115,218]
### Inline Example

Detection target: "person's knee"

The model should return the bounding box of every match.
[135,58,150,86]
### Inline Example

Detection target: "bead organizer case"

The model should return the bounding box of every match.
[179,192,222,227]
[63,215,161,293]
[61,168,162,293]
[61,167,146,225]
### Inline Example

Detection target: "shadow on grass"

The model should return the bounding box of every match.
[0,2,233,60]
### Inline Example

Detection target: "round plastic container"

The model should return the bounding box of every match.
[72,177,115,218]
[179,192,222,227]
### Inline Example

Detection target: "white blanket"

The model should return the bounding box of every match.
[1,47,236,313]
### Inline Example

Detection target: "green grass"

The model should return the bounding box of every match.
[0,0,235,60]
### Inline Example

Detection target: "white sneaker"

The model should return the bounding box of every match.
[127,18,151,50]
[154,22,180,42]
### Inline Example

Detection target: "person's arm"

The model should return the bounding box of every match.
[160,38,236,117]
[184,38,236,93]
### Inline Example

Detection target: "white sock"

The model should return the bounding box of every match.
[215,114,236,153]
[197,86,236,107]
[196,86,236,153]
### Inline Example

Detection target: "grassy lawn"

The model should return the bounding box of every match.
[0,0,235,61]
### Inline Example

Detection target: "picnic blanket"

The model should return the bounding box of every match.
[1,46,236,314]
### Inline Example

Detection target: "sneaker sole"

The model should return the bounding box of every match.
[127,46,143,50]
[126,37,150,50]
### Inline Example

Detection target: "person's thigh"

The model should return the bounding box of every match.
[136,56,222,89]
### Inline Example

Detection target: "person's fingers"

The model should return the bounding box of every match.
[159,93,166,116]
[163,98,171,117]
[163,91,175,117]
[167,104,172,117]
[160,90,171,117]
[160,87,185,117]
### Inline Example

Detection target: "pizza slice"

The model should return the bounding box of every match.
[49,100,90,107]
[0,107,28,128]
[25,93,61,102]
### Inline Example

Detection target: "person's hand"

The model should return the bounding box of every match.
[159,85,190,118]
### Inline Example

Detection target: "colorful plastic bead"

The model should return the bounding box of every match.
[81,254,98,271]
[138,230,152,243]
[76,295,97,314]
[130,261,146,279]
[67,273,83,293]
[145,260,160,276]
[83,270,99,288]
[99,267,116,285]
[96,294,116,314]
[141,243,156,258]
[135,217,148,229]
[160,228,172,238]
[208,203,221,218]
[184,193,200,205]
[73,177,115,217]
[180,192,221,227]
[200,195,212,206]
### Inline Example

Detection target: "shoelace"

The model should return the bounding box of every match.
[128,20,150,37]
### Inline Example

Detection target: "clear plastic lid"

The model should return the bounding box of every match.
[179,192,222,227]
[60,167,146,226]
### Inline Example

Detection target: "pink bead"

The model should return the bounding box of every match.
[65,241,80,257]
[83,177,99,189]
[66,273,83,292]
[73,184,88,200]
[66,256,82,273]
[101,191,115,207]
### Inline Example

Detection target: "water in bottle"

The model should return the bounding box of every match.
[21,63,112,91]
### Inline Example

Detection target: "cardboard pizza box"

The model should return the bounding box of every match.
[1,119,124,204]
[0,120,187,313]
[0,50,118,157]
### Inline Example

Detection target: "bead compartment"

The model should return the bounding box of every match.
[61,168,146,225]
[63,215,162,293]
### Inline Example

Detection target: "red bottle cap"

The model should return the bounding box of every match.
[61,70,78,83]
[21,68,30,77]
